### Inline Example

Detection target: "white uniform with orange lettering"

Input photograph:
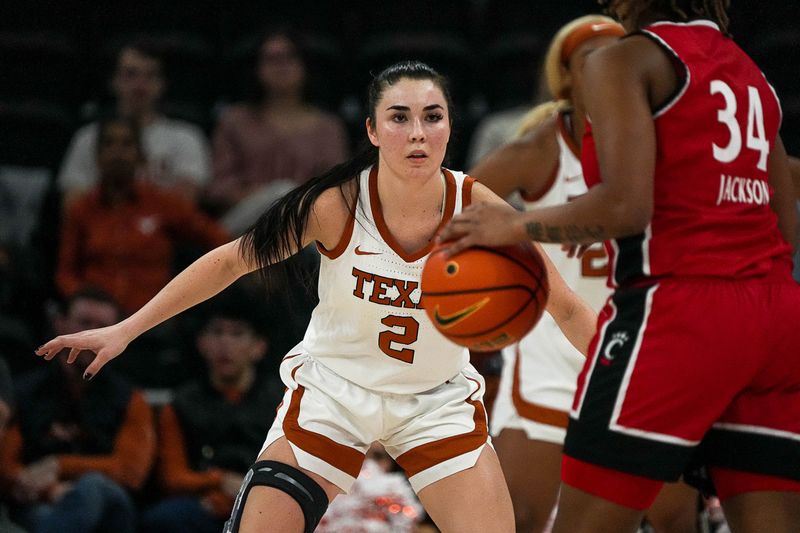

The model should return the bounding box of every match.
[490,113,611,444]
[261,165,490,493]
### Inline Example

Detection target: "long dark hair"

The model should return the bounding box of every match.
[239,60,453,286]
[600,0,731,35]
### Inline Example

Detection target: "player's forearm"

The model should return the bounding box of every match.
[519,183,652,244]
[547,296,598,357]
[538,243,598,356]
[787,156,800,200]
[768,140,798,249]
[119,240,248,342]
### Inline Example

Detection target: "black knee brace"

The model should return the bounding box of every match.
[223,460,329,533]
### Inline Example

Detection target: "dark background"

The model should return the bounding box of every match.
[1,0,798,173]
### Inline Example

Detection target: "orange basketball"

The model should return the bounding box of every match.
[421,242,549,352]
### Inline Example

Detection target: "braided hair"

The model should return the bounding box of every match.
[600,0,731,36]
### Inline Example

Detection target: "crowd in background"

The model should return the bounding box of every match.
[0,1,798,531]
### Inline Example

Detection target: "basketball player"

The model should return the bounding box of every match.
[470,15,699,533]
[441,1,800,531]
[35,61,597,533]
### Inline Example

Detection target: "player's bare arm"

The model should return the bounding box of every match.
[34,183,357,379]
[788,155,800,200]
[441,37,668,253]
[469,182,597,355]
[306,181,359,250]
[34,239,254,377]
[468,116,560,200]
[768,139,799,249]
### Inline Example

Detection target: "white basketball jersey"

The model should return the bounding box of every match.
[522,113,611,311]
[297,165,473,394]
[491,113,612,438]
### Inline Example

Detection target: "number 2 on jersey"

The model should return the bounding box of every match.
[710,80,769,171]
[580,245,609,278]
[379,315,419,363]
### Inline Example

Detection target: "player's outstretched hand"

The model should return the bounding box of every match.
[438,202,525,257]
[34,324,130,380]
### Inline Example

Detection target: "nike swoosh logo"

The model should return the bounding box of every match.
[433,298,490,329]
[354,245,381,256]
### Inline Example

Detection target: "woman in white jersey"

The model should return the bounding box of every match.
[470,16,699,533]
[35,61,597,533]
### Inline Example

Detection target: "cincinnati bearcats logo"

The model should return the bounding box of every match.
[433,298,489,329]
[354,245,381,256]
[601,331,630,365]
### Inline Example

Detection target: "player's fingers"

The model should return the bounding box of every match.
[82,352,110,381]
[35,338,61,358]
[438,218,470,242]
[437,227,455,243]
[43,344,66,361]
[66,347,82,364]
[443,236,473,258]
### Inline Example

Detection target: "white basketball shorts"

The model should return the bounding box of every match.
[261,353,491,493]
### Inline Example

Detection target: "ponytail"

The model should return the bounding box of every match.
[514,100,570,139]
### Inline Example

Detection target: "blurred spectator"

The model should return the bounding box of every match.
[141,286,283,533]
[58,39,211,206]
[0,357,12,438]
[0,357,26,533]
[0,241,49,365]
[55,116,229,314]
[466,63,549,169]
[466,105,530,168]
[206,28,349,234]
[316,443,425,533]
[0,288,155,533]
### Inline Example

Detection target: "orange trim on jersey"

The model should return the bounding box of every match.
[520,160,559,203]
[316,193,358,259]
[558,112,581,159]
[511,345,570,428]
[368,166,457,262]
[462,176,475,208]
[283,384,365,479]
[394,377,488,478]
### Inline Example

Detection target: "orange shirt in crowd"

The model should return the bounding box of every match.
[56,182,230,313]
[0,390,155,494]
[157,404,232,517]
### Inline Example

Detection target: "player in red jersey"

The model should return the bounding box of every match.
[441,1,800,531]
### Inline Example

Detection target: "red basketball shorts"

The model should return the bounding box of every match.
[562,262,800,507]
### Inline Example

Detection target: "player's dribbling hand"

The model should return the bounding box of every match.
[34,324,130,380]
[438,202,526,257]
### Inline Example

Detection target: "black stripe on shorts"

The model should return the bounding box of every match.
[613,233,646,286]
[698,426,800,482]
[563,285,695,481]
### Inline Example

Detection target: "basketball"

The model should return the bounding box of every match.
[421,242,549,352]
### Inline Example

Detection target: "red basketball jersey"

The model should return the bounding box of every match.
[582,20,793,287]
